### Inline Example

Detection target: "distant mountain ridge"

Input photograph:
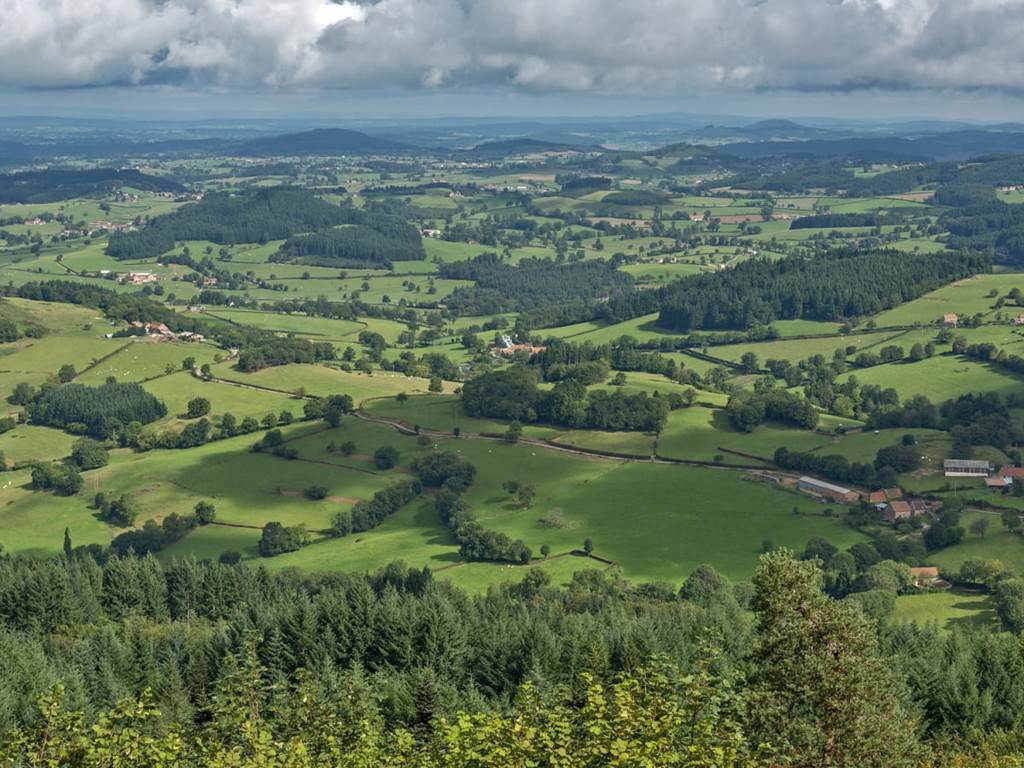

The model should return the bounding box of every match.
[237,128,414,156]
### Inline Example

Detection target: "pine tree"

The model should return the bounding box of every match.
[748,551,922,767]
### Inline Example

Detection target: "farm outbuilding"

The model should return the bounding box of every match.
[797,476,859,503]
[943,459,992,477]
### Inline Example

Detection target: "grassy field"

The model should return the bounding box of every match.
[251,428,867,585]
[212,362,457,401]
[866,274,1024,327]
[711,330,900,365]
[892,590,1000,632]
[197,309,365,339]
[835,353,1024,401]
[930,511,1024,574]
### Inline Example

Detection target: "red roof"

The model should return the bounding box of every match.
[884,487,903,500]
[888,501,912,519]
[999,466,1024,478]
[864,491,886,503]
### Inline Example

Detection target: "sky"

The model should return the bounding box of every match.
[4,0,1024,121]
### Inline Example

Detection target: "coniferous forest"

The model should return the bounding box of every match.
[0,550,1008,766]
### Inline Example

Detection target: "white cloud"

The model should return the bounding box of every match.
[2,0,1024,94]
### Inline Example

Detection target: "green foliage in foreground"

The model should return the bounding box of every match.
[0,551,972,767]
[2,660,770,768]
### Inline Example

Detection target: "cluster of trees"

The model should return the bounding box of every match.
[773,441,918,491]
[276,211,424,267]
[26,382,167,438]
[0,316,39,343]
[329,480,421,539]
[557,174,612,194]
[462,367,668,433]
[533,338,678,380]
[235,335,336,372]
[106,188,351,260]
[789,211,904,230]
[414,451,532,564]
[607,250,986,331]
[257,521,308,557]
[107,501,215,557]
[868,391,1019,455]
[29,462,82,496]
[0,551,1010,765]
[439,254,633,326]
[726,389,819,432]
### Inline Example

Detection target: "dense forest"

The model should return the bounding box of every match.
[106,188,350,260]
[0,551,1018,765]
[604,249,986,331]
[940,184,1024,264]
[26,382,167,437]
[0,168,182,203]
[274,211,424,267]
[440,254,633,326]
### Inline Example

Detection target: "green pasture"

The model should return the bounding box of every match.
[198,309,365,339]
[866,274,1024,327]
[711,330,900,365]
[836,353,1024,402]
[892,590,1000,632]
[144,372,302,423]
[212,362,456,402]
[76,340,221,386]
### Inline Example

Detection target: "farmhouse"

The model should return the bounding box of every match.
[863,490,887,504]
[122,271,159,285]
[941,313,959,327]
[910,566,944,588]
[999,466,1024,482]
[498,343,546,357]
[943,459,992,477]
[1013,314,1024,326]
[797,476,859,504]
[884,500,913,522]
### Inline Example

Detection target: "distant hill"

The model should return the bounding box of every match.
[465,138,603,157]
[693,119,839,141]
[699,130,1024,162]
[237,128,413,156]
[0,168,183,204]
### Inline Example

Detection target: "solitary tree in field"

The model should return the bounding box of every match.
[194,500,216,525]
[396,392,409,407]
[186,397,211,419]
[583,538,594,555]
[505,421,522,443]
[540,544,550,558]
[970,517,990,538]
[1002,508,1022,534]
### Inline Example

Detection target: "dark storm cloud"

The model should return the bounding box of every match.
[2,0,1024,95]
